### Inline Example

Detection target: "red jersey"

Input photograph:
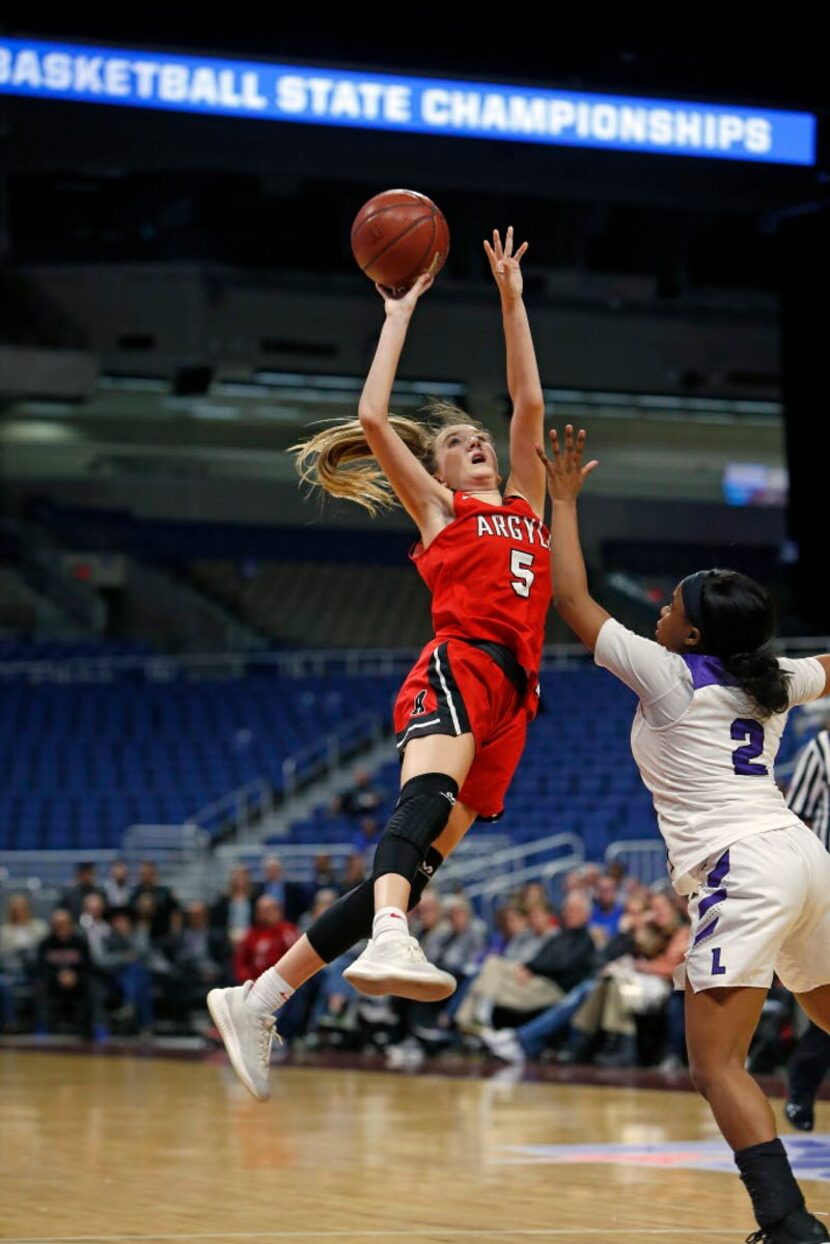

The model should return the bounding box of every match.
[411,492,552,698]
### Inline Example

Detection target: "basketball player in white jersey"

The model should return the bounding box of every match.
[537,426,830,1244]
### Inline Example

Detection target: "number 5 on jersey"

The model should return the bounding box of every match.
[510,549,535,598]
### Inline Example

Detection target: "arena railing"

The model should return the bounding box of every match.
[212,834,513,890]
[0,850,120,915]
[182,779,275,840]
[437,831,583,889]
[604,839,668,887]
[281,711,385,798]
[122,823,211,864]
[1,638,827,684]
[0,644,591,683]
[465,853,585,921]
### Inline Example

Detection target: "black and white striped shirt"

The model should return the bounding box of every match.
[787,729,830,850]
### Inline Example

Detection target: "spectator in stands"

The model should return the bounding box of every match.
[524,900,561,951]
[589,873,625,947]
[389,895,488,1060]
[79,892,111,964]
[351,815,383,865]
[309,852,341,898]
[59,862,107,922]
[341,853,367,891]
[483,893,661,1066]
[210,867,259,947]
[260,855,306,925]
[130,860,179,939]
[160,901,229,1019]
[288,891,342,1038]
[409,891,444,948]
[78,892,114,1036]
[485,903,531,959]
[131,892,176,977]
[99,907,155,1035]
[562,866,600,898]
[103,860,131,910]
[456,894,591,1032]
[298,889,339,935]
[482,976,596,1065]
[306,908,368,1040]
[34,908,95,1039]
[606,860,628,888]
[430,897,487,984]
[480,899,557,965]
[234,896,299,986]
[0,894,47,1031]
[568,891,689,1066]
[332,767,382,819]
[521,882,558,913]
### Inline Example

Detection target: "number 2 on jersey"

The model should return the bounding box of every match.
[730,718,768,776]
[510,549,535,598]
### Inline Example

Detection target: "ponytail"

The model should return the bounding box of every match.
[692,569,791,718]
[721,645,791,718]
[290,400,482,517]
[290,416,433,516]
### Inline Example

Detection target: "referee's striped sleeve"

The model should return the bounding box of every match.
[787,737,825,820]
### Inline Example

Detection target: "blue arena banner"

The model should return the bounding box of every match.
[0,37,816,166]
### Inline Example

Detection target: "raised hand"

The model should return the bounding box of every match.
[375,270,434,317]
[483,226,529,301]
[534,425,599,502]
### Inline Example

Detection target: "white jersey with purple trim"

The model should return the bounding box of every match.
[594,618,826,894]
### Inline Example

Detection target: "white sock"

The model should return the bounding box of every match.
[373,906,409,943]
[245,967,295,1015]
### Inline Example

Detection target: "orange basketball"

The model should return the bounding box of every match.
[350,189,450,294]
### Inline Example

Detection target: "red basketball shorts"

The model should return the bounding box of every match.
[393,638,528,820]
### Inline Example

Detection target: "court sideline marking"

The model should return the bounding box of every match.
[0,1229,749,1242]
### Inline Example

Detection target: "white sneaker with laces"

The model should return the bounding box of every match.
[207,981,280,1102]
[481,1026,526,1064]
[343,937,457,1002]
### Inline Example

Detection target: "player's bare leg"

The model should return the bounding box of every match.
[794,982,830,1035]
[346,735,477,1002]
[685,983,772,1149]
[686,982,828,1242]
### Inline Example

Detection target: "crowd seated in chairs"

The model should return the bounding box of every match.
[0,856,802,1082]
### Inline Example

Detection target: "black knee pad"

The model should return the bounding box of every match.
[372,773,458,884]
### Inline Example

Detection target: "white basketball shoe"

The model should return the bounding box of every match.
[207,981,280,1102]
[344,937,457,1003]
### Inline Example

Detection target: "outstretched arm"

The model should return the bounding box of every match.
[484,228,546,519]
[536,425,609,652]
[818,657,830,697]
[358,274,453,535]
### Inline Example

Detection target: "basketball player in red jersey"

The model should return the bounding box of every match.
[208,228,551,1100]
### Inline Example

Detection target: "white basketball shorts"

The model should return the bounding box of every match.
[676,823,830,994]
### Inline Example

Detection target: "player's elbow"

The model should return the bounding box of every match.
[358,406,384,429]
[513,398,546,420]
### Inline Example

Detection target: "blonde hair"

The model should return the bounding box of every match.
[290,399,490,516]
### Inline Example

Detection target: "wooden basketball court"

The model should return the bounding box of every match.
[2,1049,829,1242]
